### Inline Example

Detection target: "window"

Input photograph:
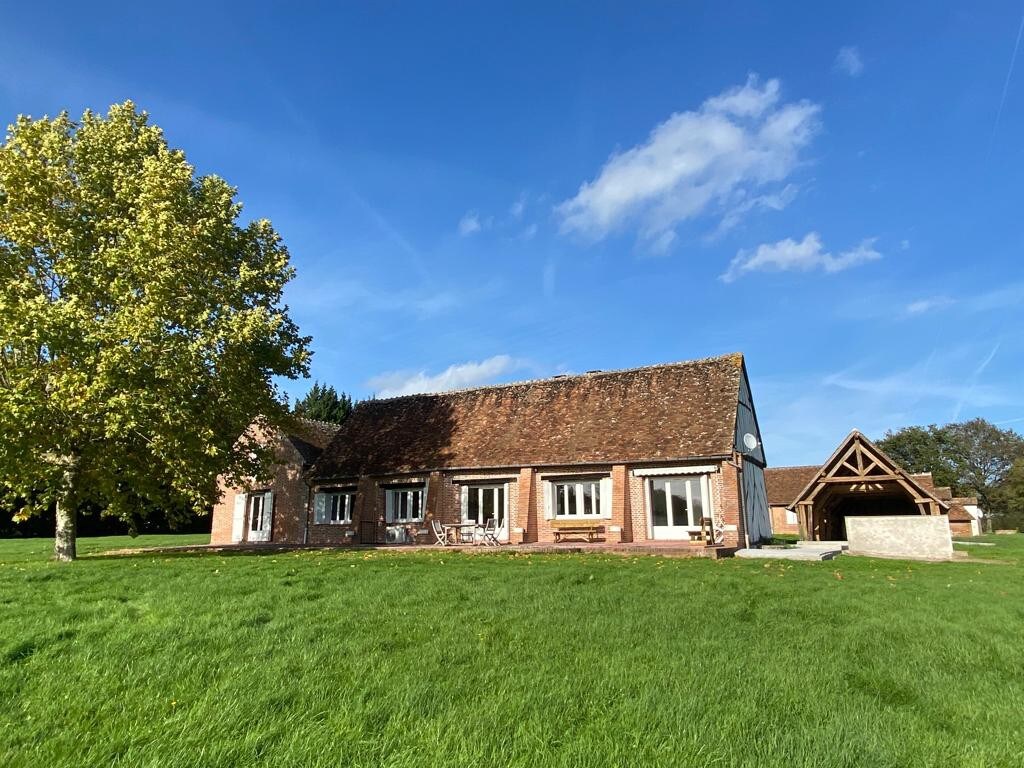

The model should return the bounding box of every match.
[315,490,355,524]
[249,494,266,531]
[551,478,606,518]
[386,486,424,522]
[649,475,707,529]
[785,509,798,525]
[463,484,506,527]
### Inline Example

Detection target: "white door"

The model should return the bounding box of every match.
[648,475,709,540]
[247,492,273,542]
[463,485,509,541]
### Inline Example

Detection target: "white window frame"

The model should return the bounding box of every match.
[314,489,356,525]
[645,474,712,536]
[460,483,511,541]
[386,485,425,523]
[246,490,274,541]
[785,508,798,526]
[543,476,612,520]
[249,493,266,532]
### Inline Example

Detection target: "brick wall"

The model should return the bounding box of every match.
[770,504,800,535]
[949,521,974,538]
[210,435,308,545]
[719,459,744,547]
[622,462,741,546]
[213,454,747,548]
[531,465,615,543]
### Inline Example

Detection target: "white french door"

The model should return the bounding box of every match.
[648,475,710,540]
[462,485,508,541]
[247,492,273,542]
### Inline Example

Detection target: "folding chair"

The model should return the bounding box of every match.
[431,519,451,547]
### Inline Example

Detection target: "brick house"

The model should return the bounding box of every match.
[211,353,771,549]
[210,418,340,545]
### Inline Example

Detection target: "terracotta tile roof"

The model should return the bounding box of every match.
[948,496,979,522]
[764,465,821,506]
[312,353,746,479]
[284,418,342,466]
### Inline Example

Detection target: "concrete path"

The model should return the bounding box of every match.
[735,546,843,561]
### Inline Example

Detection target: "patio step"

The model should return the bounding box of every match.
[735,547,842,561]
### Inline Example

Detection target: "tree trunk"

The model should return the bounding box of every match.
[54,499,77,562]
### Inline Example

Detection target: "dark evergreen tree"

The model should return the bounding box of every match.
[293,382,353,425]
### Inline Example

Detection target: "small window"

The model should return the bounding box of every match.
[554,480,602,518]
[785,509,798,525]
[315,490,355,524]
[387,486,425,522]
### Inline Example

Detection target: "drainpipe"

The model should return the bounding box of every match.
[303,477,311,545]
[737,453,750,549]
[725,452,751,549]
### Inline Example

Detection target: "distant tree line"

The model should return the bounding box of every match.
[1,381,354,539]
[877,418,1024,530]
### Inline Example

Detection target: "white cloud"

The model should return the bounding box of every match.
[458,211,489,236]
[720,232,881,282]
[649,230,677,254]
[509,194,527,219]
[716,183,799,235]
[905,296,955,315]
[556,75,820,249]
[834,46,864,77]
[367,355,524,398]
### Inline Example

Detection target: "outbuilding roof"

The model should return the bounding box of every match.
[311,353,748,479]
[764,465,821,506]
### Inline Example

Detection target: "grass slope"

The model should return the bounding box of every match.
[1,535,1022,767]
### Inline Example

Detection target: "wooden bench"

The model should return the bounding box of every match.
[553,526,605,543]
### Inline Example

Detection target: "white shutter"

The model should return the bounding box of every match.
[600,477,613,519]
[314,492,327,524]
[422,479,430,520]
[543,481,554,520]
[385,490,394,523]
[460,485,469,520]
[231,493,246,543]
[264,491,275,540]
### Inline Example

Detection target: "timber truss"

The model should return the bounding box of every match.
[790,430,949,540]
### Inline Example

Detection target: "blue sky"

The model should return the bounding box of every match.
[3,2,1023,465]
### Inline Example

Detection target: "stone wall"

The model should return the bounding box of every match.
[845,515,954,561]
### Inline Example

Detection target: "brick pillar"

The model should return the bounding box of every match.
[426,471,444,520]
[612,464,631,543]
[720,458,745,548]
[354,475,377,542]
[515,468,536,544]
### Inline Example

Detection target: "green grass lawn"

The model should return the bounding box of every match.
[2,535,1023,767]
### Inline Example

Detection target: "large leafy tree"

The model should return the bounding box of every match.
[941,419,1023,512]
[991,458,1024,531]
[293,381,352,425]
[0,102,311,560]
[875,425,957,489]
[878,418,1024,517]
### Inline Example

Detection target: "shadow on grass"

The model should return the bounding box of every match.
[80,544,425,562]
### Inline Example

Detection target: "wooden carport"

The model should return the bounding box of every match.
[792,430,949,541]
